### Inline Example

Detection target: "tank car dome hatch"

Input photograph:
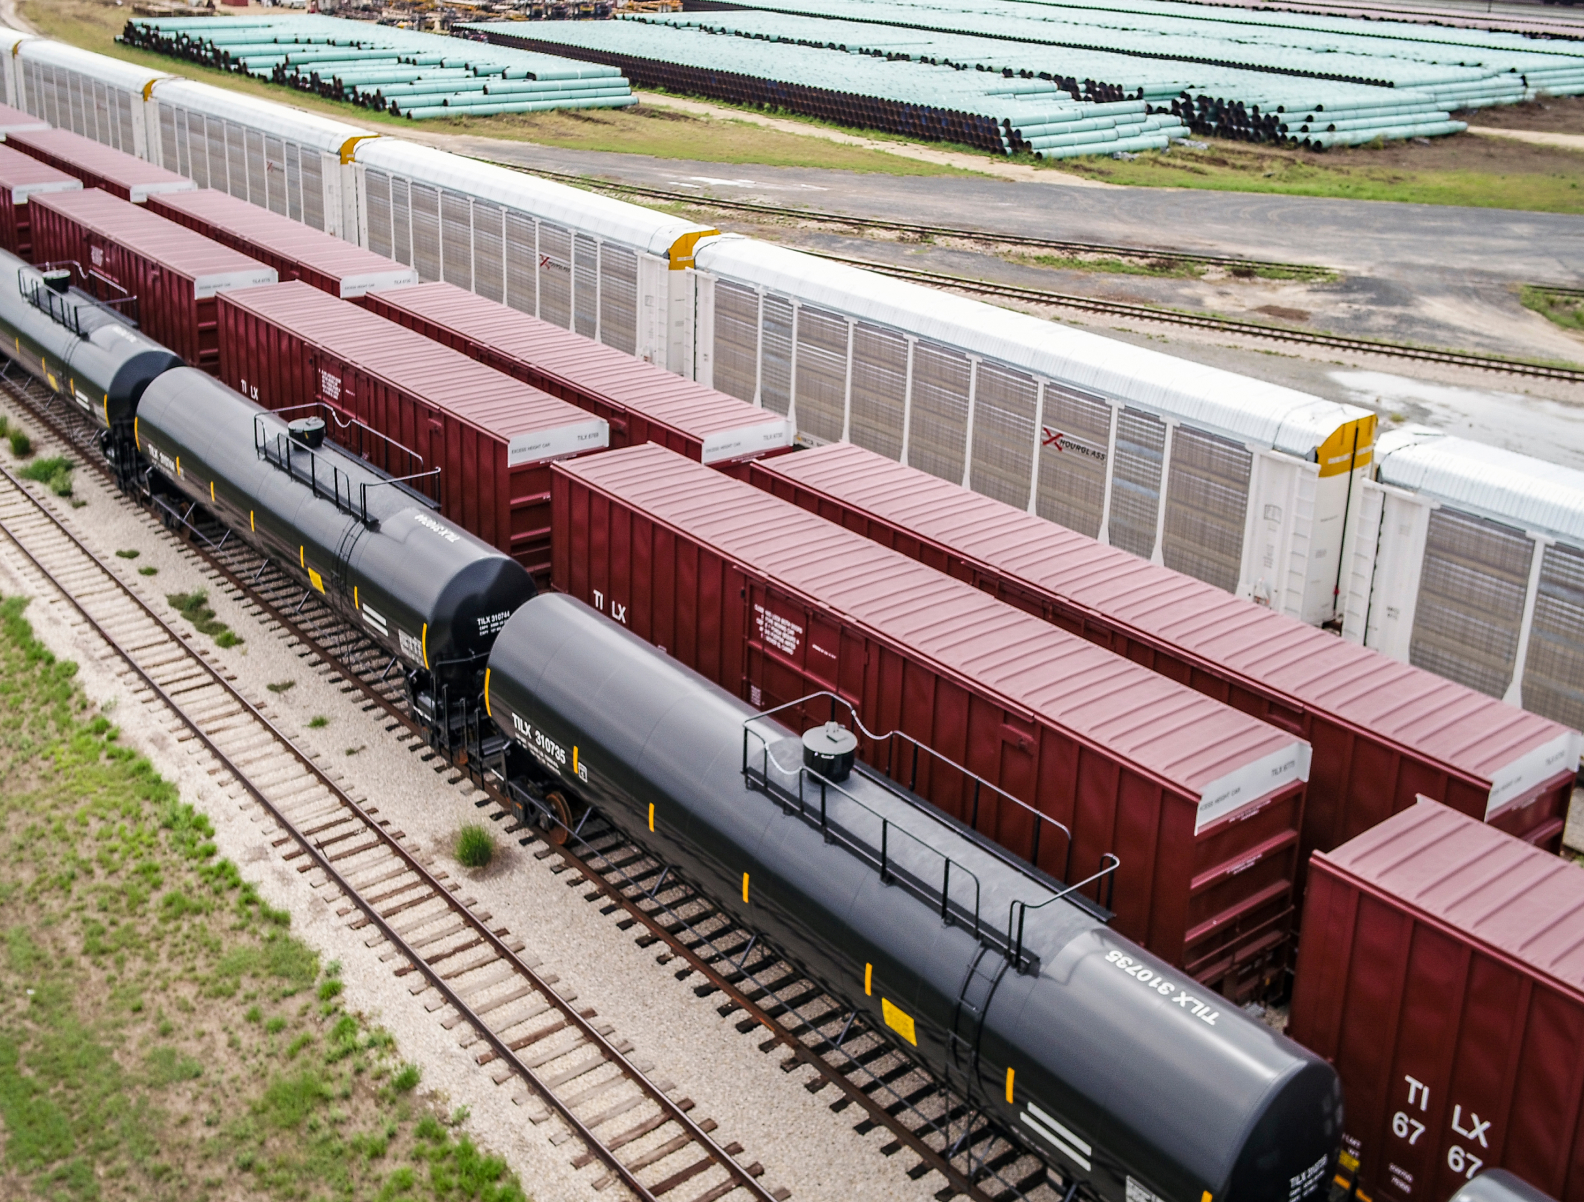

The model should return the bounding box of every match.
[288,416,326,449]
[802,722,857,782]
[40,269,70,294]
[1450,1171,1557,1202]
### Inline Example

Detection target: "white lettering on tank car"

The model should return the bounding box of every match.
[411,512,462,543]
[1124,1177,1162,1202]
[754,604,803,656]
[144,441,177,476]
[509,712,569,772]
[398,629,422,662]
[1289,1153,1327,1200]
[476,610,511,637]
[1103,949,1220,1025]
[1021,1103,1091,1171]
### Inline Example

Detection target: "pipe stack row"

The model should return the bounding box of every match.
[121,14,636,120]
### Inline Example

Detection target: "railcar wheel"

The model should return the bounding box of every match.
[542,789,574,846]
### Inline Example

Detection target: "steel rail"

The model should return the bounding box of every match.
[1,379,1047,1202]
[486,162,1337,278]
[804,252,1584,383]
[0,457,775,1202]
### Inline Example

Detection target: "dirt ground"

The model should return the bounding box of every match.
[1454,93,1584,133]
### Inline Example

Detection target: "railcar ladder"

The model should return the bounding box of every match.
[947,944,1011,1104]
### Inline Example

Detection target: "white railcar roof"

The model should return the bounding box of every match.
[354,138,712,259]
[1376,426,1584,545]
[17,37,173,94]
[695,236,1369,456]
[151,77,374,152]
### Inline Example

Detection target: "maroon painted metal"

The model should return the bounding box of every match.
[31,189,275,373]
[6,127,194,204]
[146,189,418,300]
[363,281,792,473]
[0,103,48,138]
[751,444,1581,885]
[1289,800,1584,1202]
[0,143,79,260]
[554,443,1316,999]
[217,281,607,577]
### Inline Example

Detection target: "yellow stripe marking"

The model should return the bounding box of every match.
[483,668,491,717]
[209,480,215,502]
[421,623,428,670]
[102,394,109,426]
[1005,1068,1015,1105]
[741,873,750,904]
[249,510,255,532]
[353,585,359,610]
[134,416,140,449]
[864,963,872,997]
[573,746,579,774]
[881,998,917,1046]
[647,803,654,832]
[175,455,180,477]
[299,545,305,568]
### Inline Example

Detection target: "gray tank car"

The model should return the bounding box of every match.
[485,593,1344,1202]
[1450,1173,1558,1202]
[133,367,533,700]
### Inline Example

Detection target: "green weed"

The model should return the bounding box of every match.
[308,715,329,729]
[8,428,32,458]
[455,824,495,870]
[138,566,157,577]
[1522,285,1584,332]
[114,549,139,559]
[266,680,295,694]
[165,589,244,649]
[16,455,73,496]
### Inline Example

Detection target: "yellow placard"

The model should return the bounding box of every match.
[1316,414,1377,478]
[307,568,325,594]
[881,997,917,1046]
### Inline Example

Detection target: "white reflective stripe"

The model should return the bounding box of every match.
[1027,1104,1091,1154]
[1021,1107,1091,1170]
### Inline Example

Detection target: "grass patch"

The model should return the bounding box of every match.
[18,455,74,497]
[266,680,296,694]
[308,715,329,730]
[138,566,157,577]
[114,549,139,559]
[165,589,243,649]
[1522,285,1584,332]
[0,593,528,1202]
[455,824,495,870]
[8,428,33,458]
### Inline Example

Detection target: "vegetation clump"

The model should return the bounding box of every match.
[1521,285,1584,332]
[0,593,528,1202]
[455,824,496,870]
[166,589,244,649]
[18,455,75,496]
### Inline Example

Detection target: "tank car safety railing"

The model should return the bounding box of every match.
[20,263,139,335]
[1007,855,1120,974]
[272,402,441,507]
[744,691,1077,882]
[255,415,441,526]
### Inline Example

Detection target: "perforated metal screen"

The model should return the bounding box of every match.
[1163,426,1253,594]
[1522,541,1584,729]
[1035,386,1110,538]
[1108,407,1166,560]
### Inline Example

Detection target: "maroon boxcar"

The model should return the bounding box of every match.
[146,189,418,300]
[1290,800,1584,1202]
[7,127,194,204]
[554,443,1316,1000]
[31,189,275,372]
[363,281,791,473]
[0,104,48,139]
[751,444,1580,885]
[218,281,607,577]
[0,143,79,260]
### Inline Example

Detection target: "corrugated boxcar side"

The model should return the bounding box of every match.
[32,190,275,372]
[751,446,1579,875]
[216,283,601,577]
[7,127,194,204]
[553,444,1313,1000]
[1290,800,1584,1202]
[0,144,80,260]
[363,282,791,474]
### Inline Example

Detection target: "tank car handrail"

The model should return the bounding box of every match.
[271,400,439,505]
[254,414,441,524]
[1006,853,1121,973]
[21,262,139,332]
[749,690,1076,880]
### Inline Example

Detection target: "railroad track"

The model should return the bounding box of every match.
[806,252,1584,384]
[501,163,1338,280]
[3,382,1067,1202]
[0,396,783,1202]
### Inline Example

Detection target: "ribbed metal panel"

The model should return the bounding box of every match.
[92,80,109,145]
[598,242,637,356]
[1108,406,1166,560]
[538,222,571,329]
[473,200,505,305]
[1410,507,1531,698]
[365,169,393,259]
[504,211,535,315]
[68,71,84,136]
[441,189,473,291]
[246,129,267,206]
[713,279,759,404]
[161,104,179,174]
[1523,541,1584,730]
[908,339,970,484]
[1036,384,1110,538]
[760,294,794,417]
[849,321,907,461]
[794,304,848,444]
[264,135,287,215]
[574,233,598,339]
[225,121,247,200]
[299,149,323,232]
[410,182,441,282]
[1162,425,1252,594]
[285,143,302,223]
[206,117,228,193]
[117,90,134,154]
[969,360,1037,508]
